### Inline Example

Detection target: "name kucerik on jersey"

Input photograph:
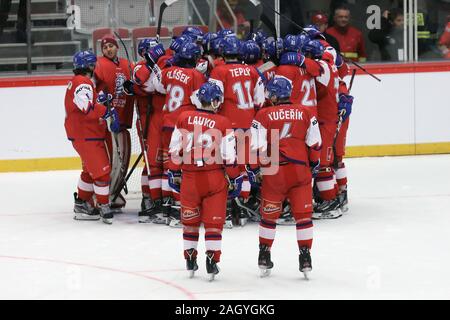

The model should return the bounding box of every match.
[267,109,304,121]
[166,69,191,84]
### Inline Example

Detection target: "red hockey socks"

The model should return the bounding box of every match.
[204,224,223,262]
[183,224,200,258]
[259,218,277,248]
[296,219,313,250]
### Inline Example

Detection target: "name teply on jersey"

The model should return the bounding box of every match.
[267,109,304,121]
[166,69,191,84]
[229,66,251,77]
[187,115,216,129]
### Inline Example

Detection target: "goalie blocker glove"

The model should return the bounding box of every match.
[167,169,182,193]
[227,175,244,199]
[279,52,306,67]
[338,94,354,122]
[102,107,120,133]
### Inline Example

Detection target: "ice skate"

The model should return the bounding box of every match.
[110,193,126,214]
[224,201,233,229]
[185,249,198,278]
[153,197,171,224]
[138,197,162,223]
[206,251,220,281]
[73,192,100,221]
[258,244,274,277]
[312,198,342,219]
[168,203,182,228]
[99,204,114,225]
[235,196,261,223]
[299,247,312,280]
[338,188,349,213]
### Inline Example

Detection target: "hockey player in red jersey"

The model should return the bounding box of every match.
[123,38,168,223]
[93,34,134,213]
[150,41,207,227]
[302,39,342,219]
[167,82,242,281]
[209,35,265,226]
[248,76,322,279]
[276,34,322,109]
[65,50,121,225]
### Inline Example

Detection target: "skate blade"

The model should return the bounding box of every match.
[223,221,233,229]
[301,269,312,280]
[259,268,271,278]
[312,210,342,220]
[102,218,113,225]
[138,217,154,223]
[73,213,100,221]
[239,218,248,226]
[152,217,169,225]
[189,270,196,278]
[169,220,182,228]
[208,273,216,282]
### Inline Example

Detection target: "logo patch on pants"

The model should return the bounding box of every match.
[261,199,282,218]
[181,206,200,221]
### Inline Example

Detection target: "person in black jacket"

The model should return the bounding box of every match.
[368,8,405,61]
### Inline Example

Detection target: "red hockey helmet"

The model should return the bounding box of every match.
[311,13,328,25]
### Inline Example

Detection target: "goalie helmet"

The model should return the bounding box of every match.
[73,50,97,69]
[137,38,159,58]
[265,76,292,100]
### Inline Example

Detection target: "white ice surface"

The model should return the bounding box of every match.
[1,155,450,300]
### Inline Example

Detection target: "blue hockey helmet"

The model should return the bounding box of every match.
[182,26,204,42]
[303,24,326,40]
[137,37,159,58]
[262,37,283,60]
[239,40,261,64]
[73,50,97,69]
[254,29,268,46]
[217,28,236,38]
[265,76,292,100]
[283,34,302,53]
[221,36,241,56]
[301,39,325,59]
[197,81,224,111]
[202,32,218,53]
[175,41,201,60]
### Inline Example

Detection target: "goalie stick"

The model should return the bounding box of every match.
[111,31,152,203]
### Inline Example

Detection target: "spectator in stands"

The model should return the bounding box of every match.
[438,15,450,59]
[311,12,341,52]
[216,0,250,39]
[368,9,405,61]
[326,6,367,62]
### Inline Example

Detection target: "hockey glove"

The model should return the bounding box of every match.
[227,175,244,199]
[144,43,165,68]
[195,60,208,75]
[96,93,113,105]
[279,52,305,67]
[102,108,120,133]
[245,165,262,187]
[123,80,135,95]
[167,169,182,193]
[309,160,320,178]
[338,94,354,122]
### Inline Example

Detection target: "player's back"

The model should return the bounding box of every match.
[315,59,339,124]
[169,110,235,172]
[209,63,264,129]
[254,104,319,165]
[276,65,317,108]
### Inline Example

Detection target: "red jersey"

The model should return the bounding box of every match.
[209,63,265,129]
[153,65,206,128]
[93,56,133,128]
[168,110,239,176]
[276,64,318,109]
[64,75,107,141]
[315,60,340,124]
[251,104,322,165]
[326,26,367,62]
[439,22,450,59]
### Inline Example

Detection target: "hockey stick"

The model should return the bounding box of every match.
[111,32,153,202]
[156,0,179,43]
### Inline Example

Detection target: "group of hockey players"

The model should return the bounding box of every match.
[64,25,354,280]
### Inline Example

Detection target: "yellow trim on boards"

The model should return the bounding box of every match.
[0,143,449,173]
